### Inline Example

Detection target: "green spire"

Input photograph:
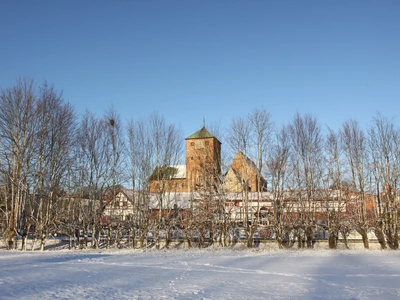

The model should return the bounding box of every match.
[186,127,215,139]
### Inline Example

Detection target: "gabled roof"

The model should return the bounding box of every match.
[149,165,186,181]
[118,188,138,200]
[171,165,186,178]
[102,188,139,209]
[233,151,259,174]
[227,151,267,184]
[186,127,220,143]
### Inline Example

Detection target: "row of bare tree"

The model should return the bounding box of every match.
[224,110,399,250]
[0,78,399,250]
[0,78,183,250]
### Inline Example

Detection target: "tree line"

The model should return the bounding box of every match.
[0,78,399,250]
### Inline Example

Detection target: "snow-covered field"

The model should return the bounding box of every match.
[0,249,399,300]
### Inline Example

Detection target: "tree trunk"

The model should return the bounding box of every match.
[360,227,369,249]
[375,222,387,249]
[328,232,337,249]
[7,231,15,250]
[21,234,29,251]
[306,226,313,248]
[297,230,302,249]
[39,235,46,251]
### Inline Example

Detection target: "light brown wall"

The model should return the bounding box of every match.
[230,152,265,192]
[185,137,221,191]
[149,178,187,193]
[224,168,243,193]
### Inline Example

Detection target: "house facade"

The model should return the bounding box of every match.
[102,189,138,221]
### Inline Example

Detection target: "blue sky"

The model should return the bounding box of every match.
[1,1,399,139]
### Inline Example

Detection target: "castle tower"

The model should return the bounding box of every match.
[185,127,221,192]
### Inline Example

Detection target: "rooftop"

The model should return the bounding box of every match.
[149,165,186,181]
[186,127,220,143]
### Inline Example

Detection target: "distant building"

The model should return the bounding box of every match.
[106,126,381,228]
[102,189,139,222]
[149,126,222,193]
[224,151,267,193]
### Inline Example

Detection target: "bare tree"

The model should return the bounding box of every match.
[248,108,273,223]
[126,119,155,248]
[0,78,38,249]
[267,125,291,248]
[323,128,348,249]
[102,107,126,248]
[148,112,182,249]
[191,142,222,248]
[0,79,76,251]
[226,116,258,247]
[31,82,76,250]
[75,111,112,249]
[340,119,372,249]
[226,116,250,236]
[368,113,399,249]
[288,113,323,248]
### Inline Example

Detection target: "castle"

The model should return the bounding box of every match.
[149,126,266,194]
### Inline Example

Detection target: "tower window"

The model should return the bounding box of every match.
[190,142,194,146]
[205,141,209,146]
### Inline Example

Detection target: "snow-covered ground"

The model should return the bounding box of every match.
[0,249,399,300]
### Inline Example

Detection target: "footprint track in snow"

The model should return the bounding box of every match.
[168,261,204,297]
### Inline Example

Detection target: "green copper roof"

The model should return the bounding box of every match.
[186,127,217,140]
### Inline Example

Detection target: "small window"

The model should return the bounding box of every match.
[191,157,194,160]
[181,183,184,187]
[205,141,209,146]
[190,142,194,146]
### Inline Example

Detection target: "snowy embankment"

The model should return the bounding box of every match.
[0,248,399,300]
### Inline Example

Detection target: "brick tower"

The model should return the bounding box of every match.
[185,127,221,192]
